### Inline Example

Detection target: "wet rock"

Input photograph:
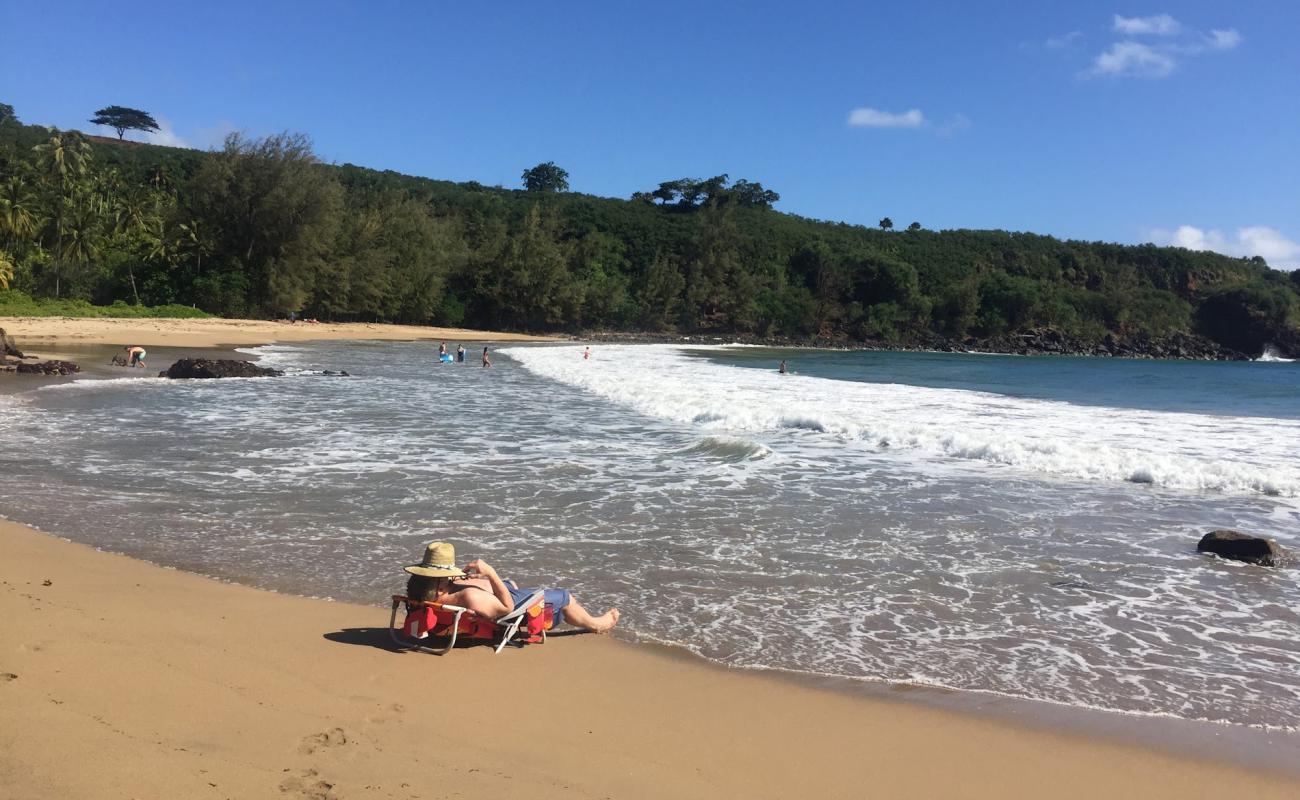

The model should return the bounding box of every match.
[1197,530,1285,567]
[163,359,283,379]
[16,360,80,376]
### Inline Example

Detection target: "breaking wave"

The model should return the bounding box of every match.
[501,344,1300,499]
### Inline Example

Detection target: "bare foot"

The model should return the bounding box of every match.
[591,608,620,634]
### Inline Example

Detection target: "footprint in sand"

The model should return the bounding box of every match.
[298,727,349,755]
[1,673,16,682]
[279,768,339,799]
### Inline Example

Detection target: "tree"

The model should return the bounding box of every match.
[879,217,893,231]
[89,106,160,141]
[907,221,922,232]
[185,132,343,314]
[521,161,569,193]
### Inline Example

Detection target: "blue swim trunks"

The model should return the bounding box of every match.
[505,582,570,622]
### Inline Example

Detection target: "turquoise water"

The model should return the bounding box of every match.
[695,347,1300,419]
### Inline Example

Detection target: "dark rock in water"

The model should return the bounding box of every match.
[163,359,283,379]
[1197,530,1285,567]
[0,327,23,358]
[16,360,80,376]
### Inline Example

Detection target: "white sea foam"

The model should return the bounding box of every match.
[500,344,1300,499]
[1257,345,1296,363]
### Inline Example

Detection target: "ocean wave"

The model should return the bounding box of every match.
[501,344,1300,498]
[1257,345,1296,363]
[676,436,774,462]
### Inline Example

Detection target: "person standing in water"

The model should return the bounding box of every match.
[778,359,787,374]
[456,344,466,363]
[439,341,448,357]
[125,346,147,368]
[583,346,591,360]
[482,347,491,368]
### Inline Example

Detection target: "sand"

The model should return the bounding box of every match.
[1,519,1296,800]
[0,316,555,353]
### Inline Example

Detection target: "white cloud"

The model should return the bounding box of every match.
[1148,225,1300,268]
[1091,41,1177,78]
[1113,14,1181,36]
[1206,28,1242,50]
[141,118,187,148]
[1078,16,1241,79]
[1045,31,1084,49]
[194,120,239,150]
[847,107,925,129]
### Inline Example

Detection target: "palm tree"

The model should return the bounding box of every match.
[0,249,14,290]
[49,196,100,298]
[177,218,213,277]
[0,177,39,293]
[33,128,92,192]
[0,177,39,241]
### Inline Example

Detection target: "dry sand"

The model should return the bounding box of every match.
[2,519,1296,800]
[0,316,555,353]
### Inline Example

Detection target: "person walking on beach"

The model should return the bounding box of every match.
[482,347,491,368]
[125,345,147,368]
[403,542,619,633]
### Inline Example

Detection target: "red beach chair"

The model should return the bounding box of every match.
[388,590,555,655]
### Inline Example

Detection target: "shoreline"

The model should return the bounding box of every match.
[3,323,1298,795]
[0,315,558,358]
[4,516,1299,799]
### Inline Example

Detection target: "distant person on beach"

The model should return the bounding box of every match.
[778,359,787,374]
[482,347,491,368]
[404,542,619,633]
[289,311,298,324]
[456,344,466,363]
[125,346,147,368]
[583,346,591,360]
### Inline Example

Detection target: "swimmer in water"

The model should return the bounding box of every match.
[778,359,787,374]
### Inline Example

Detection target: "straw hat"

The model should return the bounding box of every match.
[404,542,467,578]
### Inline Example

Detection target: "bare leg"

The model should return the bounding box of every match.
[561,597,620,633]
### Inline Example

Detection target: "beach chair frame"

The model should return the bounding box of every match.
[388,591,548,655]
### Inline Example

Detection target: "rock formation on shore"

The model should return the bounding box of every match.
[162,359,284,379]
[15,360,80,376]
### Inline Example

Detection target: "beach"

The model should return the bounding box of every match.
[0,316,554,356]
[2,318,1299,798]
[4,518,1299,800]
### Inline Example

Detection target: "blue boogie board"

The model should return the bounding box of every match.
[439,353,452,363]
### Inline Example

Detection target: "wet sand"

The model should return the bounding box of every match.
[2,518,1297,799]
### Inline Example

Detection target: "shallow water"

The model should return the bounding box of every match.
[0,341,1297,731]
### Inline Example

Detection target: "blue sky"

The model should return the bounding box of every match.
[3,0,1297,266]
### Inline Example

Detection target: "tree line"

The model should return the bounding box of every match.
[1,101,1298,355]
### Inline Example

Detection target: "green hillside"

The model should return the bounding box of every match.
[2,102,1298,356]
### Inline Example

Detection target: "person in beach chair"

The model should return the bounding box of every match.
[390,542,619,655]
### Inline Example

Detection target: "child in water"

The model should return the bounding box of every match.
[482,347,491,368]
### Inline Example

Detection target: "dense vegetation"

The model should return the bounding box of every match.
[2,102,1298,355]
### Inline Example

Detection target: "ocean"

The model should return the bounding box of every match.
[1,341,1297,731]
